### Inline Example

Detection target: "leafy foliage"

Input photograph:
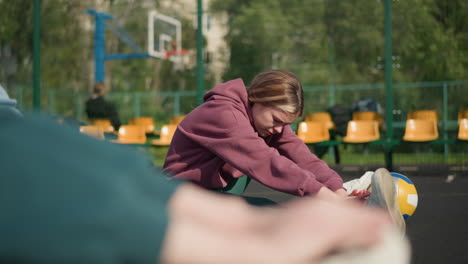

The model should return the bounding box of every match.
[210,0,468,85]
[0,0,466,115]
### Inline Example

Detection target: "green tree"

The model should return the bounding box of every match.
[393,0,465,82]
[325,0,389,84]
[211,0,329,84]
[0,0,34,86]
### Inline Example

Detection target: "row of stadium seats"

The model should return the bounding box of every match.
[79,115,186,146]
[305,110,385,130]
[80,109,468,146]
[299,109,468,144]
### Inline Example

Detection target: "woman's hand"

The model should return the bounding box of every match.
[315,187,348,202]
[335,188,348,197]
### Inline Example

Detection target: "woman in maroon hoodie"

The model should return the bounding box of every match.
[163,70,349,201]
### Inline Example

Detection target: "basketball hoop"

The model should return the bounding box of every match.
[164,48,189,59]
[164,48,190,71]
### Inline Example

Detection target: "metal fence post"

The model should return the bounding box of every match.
[384,0,394,171]
[174,92,180,117]
[49,88,55,113]
[196,0,205,105]
[443,83,448,161]
[15,84,23,109]
[76,93,83,121]
[33,0,41,111]
[134,92,141,117]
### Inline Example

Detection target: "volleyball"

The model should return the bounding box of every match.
[391,172,418,220]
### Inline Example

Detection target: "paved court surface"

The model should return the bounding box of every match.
[244,174,468,264]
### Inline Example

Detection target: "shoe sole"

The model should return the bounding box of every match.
[370,168,406,233]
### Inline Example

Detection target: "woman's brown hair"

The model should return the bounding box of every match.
[247,70,303,116]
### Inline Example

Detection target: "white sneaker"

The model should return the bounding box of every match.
[343,171,374,194]
[366,168,406,233]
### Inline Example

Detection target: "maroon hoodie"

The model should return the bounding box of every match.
[163,78,343,196]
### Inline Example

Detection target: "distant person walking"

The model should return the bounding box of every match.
[85,83,121,131]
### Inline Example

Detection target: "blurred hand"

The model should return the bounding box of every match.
[260,197,393,264]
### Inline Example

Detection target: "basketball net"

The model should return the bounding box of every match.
[164,49,189,71]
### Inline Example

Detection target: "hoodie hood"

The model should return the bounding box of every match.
[0,84,17,107]
[203,78,250,111]
[203,78,254,125]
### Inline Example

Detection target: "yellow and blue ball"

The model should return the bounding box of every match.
[391,172,418,220]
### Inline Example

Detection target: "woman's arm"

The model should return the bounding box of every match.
[179,104,326,196]
[272,126,345,191]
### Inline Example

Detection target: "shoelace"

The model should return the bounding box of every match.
[349,189,371,201]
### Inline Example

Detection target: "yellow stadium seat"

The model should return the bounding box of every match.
[79,126,105,140]
[129,116,156,134]
[353,111,384,130]
[352,111,380,121]
[458,118,468,141]
[342,120,380,143]
[403,119,438,142]
[89,119,114,133]
[304,112,335,130]
[111,125,147,144]
[458,109,468,125]
[407,110,438,123]
[170,115,186,125]
[152,124,177,146]
[297,121,330,143]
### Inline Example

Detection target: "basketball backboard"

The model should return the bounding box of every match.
[148,10,182,61]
